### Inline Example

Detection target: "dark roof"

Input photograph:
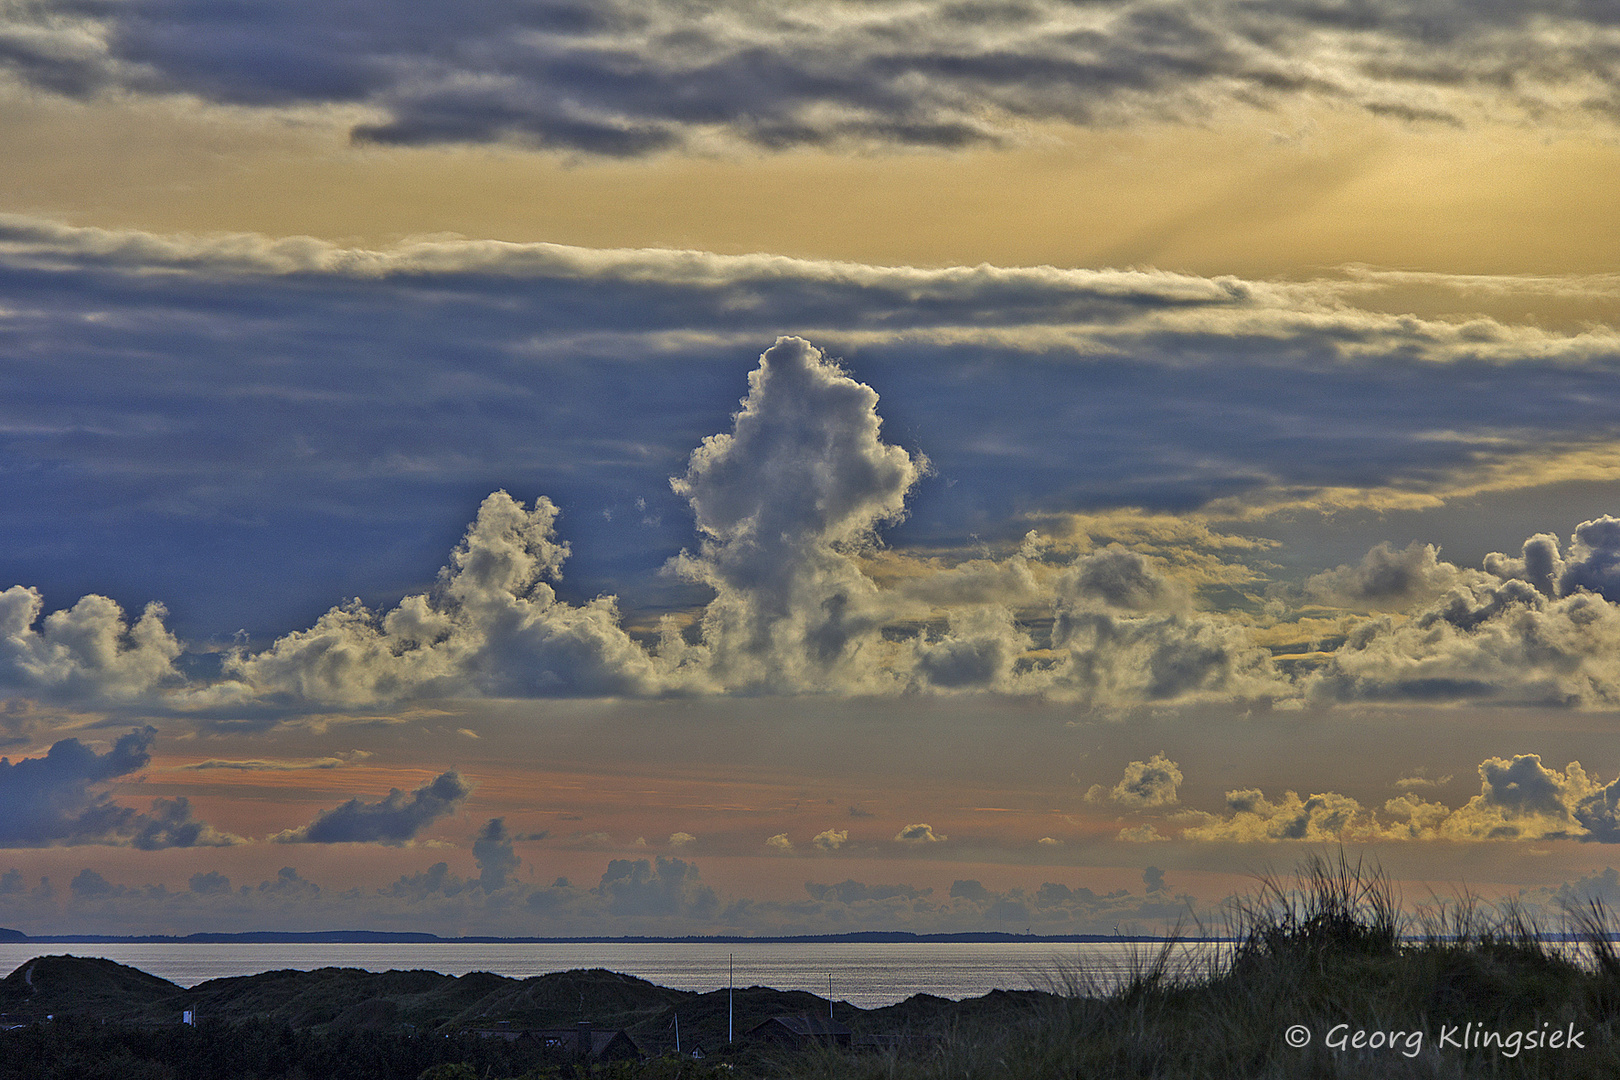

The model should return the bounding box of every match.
[750,1013,853,1038]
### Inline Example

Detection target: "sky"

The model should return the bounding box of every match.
[1,0,1620,938]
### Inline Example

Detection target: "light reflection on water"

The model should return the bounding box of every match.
[0,941,1219,1008]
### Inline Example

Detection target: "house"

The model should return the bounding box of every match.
[748,1013,853,1049]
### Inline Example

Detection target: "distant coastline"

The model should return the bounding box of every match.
[0,928,1195,944]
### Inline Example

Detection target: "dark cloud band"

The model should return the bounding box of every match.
[4,1,1620,152]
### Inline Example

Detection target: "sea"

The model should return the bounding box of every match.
[0,941,1212,1008]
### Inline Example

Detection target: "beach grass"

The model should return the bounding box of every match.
[746,851,1620,1080]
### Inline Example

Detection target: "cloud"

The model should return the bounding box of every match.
[8,215,1620,373]
[1169,754,1620,844]
[1089,754,1183,809]
[1117,824,1169,842]
[1058,547,1190,613]
[6,0,1620,155]
[383,861,470,902]
[1303,542,1463,610]
[1537,867,1620,914]
[948,879,991,904]
[188,870,231,896]
[765,833,794,852]
[1484,516,1620,604]
[939,876,1189,931]
[0,699,37,749]
[1042,552,1282,704]
[7,220,1620,713]
[911,605,1032,693]
[0,587,181,702]
[594,856,718,919]
[1271,520,1620,709]
[1180,787,1389,843]
[180,753,368,771]
[1142,866,1166,894]
[812,828,848,851]
[1393,770,1452,790]
[129,796,240,851]
[1037,836,1063,846]
[0,727,235,849]
[667,831,696,847]
[0,728,152,847]
[69,868,128,901]
[804,880,929,904]
[473,818,521,891]
[273,770,471,845]
[895,823,945,844]
[1309,561,1620,709]
[667,336,925,694]
[223,492,662,704]
[259,866,320,900]
[1437,755,1620,843]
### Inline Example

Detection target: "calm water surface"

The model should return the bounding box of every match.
[0,942,1210,1007]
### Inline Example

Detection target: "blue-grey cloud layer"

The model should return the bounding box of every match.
[3,220,1620,708]
[2,219,1618,641]
[3,1,1620,151]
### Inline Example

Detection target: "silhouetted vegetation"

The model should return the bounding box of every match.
[765,852,1620,1079]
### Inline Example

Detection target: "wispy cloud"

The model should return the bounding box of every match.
[179,752,370,771]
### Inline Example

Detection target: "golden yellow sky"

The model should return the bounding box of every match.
[6,98,1616,280]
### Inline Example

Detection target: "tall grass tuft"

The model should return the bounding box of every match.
[1229,849,1402,967]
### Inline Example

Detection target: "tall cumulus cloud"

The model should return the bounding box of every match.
[667,336,926,694]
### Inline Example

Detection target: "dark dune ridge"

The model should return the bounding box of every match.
[0,952,1040,1049]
